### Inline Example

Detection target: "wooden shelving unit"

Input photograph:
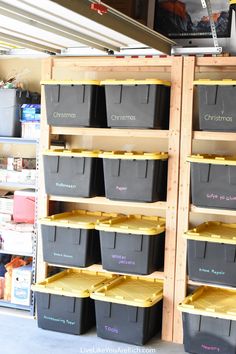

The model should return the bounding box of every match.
[37,55,183,342]
[174,56,236,344]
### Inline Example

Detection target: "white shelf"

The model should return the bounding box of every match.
[0,249,33,257]
[0,137,37,144]
[0,300,31,312]
[0,182,35,189]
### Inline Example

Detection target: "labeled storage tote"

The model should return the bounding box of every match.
[178,286,236,354]
[188,154,236,209]
[40,210,116,267]
[32,269,117,335]
[100,151,168,202]
[91,276,163,345]
[96,214,165,275]
[185,222,236,287]
[0,89,31,137]
[43,149,104,198]
[194,79,236,132]
[101,79,170,129]
[42,80,107,127]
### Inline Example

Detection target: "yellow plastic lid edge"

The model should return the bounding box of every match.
[41,80,100,85]
[194,79,236,86]
[100,79,171,87]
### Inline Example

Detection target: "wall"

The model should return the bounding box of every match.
[0,58,42,92]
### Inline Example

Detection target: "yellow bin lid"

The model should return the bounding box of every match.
[43,148,100,158]
[230,0,236,5]
[187,154,236,166]
[184,221,236,245]
[41,80,100,86]
[100,79,171,86]
[96,214,165,235]
[194,79,236,86]
[99,151,168,160]
[31,269,117,298]
[178,286,236,320]
[91,275,163,307]
[40,210,120,230]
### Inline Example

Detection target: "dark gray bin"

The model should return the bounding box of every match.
[196,82,236,131]
[41,225,101,267]
[95,300,163,345]
[189,156,236,209]
[43,82,107,127]
[102,79,170,129]
[43,151,104,198]
[187,240,236,287]
[183,313,236,354]
[101,152,168,202]
[99,231,165,275]
[0,89,31,137]
[36,292,95,335]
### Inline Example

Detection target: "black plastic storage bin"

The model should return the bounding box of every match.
[188,154,236,209]
[0,89,31,137]
[40,210,117,267]
[32,269,117,335]
[179,286,236,354]
[91,276,163,345]
[96,214,165,275]
[42,80,106,127]
[185,222,236,287]
[100,151,168,202]
[43,149,104,198]
[101,79,170,129]
[194,79,236,132]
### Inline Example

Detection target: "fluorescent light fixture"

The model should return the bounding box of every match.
[0,0,175,56]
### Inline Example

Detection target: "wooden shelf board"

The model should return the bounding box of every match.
[51,126,169,138]
[193,131,236,141]
[49,195,167,210]
[188,279,236,290]
[191,205,236,216]
[48,263,164,280]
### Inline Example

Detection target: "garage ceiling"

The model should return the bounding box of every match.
[0,0,175,56]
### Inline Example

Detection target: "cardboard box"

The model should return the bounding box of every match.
[0,227,33,254]
[11,264,32,306]
[0,191,14,214]
[21,122,40,140]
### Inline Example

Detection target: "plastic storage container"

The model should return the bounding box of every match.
[0,89,31,137]
[91,275,163,345]
[42,80,107,127]
[96,214,165,275]
[188,154,236,209]
[13,189,36,223]
[100,151,168,202]
[178,286,236,354]
[194,79,236,131]
[101,79,170,129]
[43,149,104,198]
[185,222,236,287]
[32,269,117,335]
[40,210,117,267]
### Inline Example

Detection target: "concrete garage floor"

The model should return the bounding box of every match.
[0,311,186,354]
